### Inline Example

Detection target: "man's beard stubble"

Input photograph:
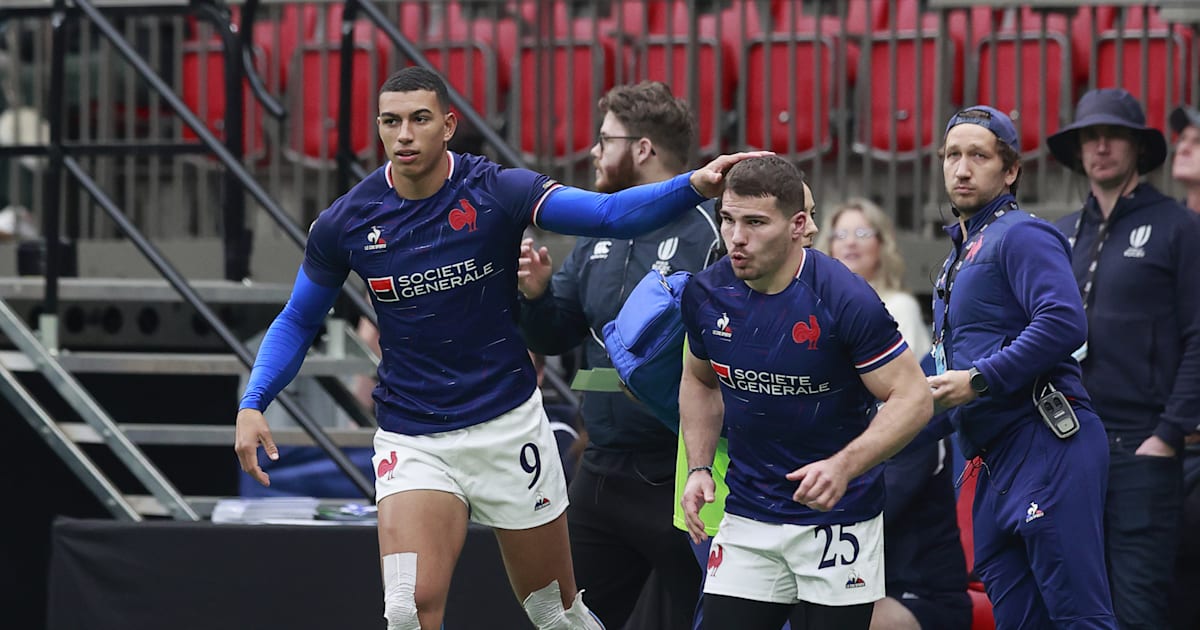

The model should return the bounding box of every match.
[596,149,638,193]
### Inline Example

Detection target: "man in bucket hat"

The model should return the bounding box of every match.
[927,105,1115,629]
[1049,88,1200,630]
[1169,104,1200,212]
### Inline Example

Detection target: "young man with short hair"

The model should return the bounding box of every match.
[233,66,766,630]
[679,155,932,629]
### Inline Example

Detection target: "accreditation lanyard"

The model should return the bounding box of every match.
[931,203,1012,374]
[1068,208,1110,312]
[1065,207,1110,363]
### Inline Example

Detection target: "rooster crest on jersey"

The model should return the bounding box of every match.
[792,315,821,349]
[449,198,478,232]
[377,451,398,480]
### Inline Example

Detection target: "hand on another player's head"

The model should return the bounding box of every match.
[690,151,775,198]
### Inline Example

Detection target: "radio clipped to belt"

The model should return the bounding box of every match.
[1033,379,1080,439]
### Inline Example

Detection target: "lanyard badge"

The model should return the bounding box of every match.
[932,342,947,375]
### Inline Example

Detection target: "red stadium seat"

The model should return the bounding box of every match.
[414,2,515,125]
[508,1,625,162]
[969,585,996,630]
[512,36,620,162]
[289,4,391,163]
[180,43,268,159]
[855,0,966,157]
[742,37,837,157]
[635,2,739,155]
[973,7,1078,155]
[606,0,670,36]
[739,2,839,158]
[1093,6,1193,133]
[180,5,316,160]
[769,0,863,84]
[769,0,889,34]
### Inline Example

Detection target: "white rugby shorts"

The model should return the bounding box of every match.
[703,512,885,606]
[371,389,569,529]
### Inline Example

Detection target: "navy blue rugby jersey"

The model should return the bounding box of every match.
[681,249,908,525]
[304,152,560,435]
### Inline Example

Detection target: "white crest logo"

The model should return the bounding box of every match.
[1129,225,1151,248]
[364,226,387,251]
[590,240,612,260]
[1124,225,1151,258]
[657,237,679,260]
[712,313,733,339]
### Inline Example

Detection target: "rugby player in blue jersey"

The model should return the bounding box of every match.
[232,66,767,630]
[678,156,933,629]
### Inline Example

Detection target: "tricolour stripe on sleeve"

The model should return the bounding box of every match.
[855,338,907,371]
[530,183,564,227]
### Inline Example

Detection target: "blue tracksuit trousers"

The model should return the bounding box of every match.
[971,416,1117,630]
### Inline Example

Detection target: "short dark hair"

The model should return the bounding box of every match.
[724,156,807,215]
[379,67,450,113]
[598,81,696,171]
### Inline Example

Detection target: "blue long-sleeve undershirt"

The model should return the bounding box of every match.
[239,267,340,411]
[535,172,706,238]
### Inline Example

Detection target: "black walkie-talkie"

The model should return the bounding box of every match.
[1035,381,1080,439]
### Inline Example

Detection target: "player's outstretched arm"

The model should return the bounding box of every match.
[234,267,341,486]
[789,349,932,511]
[534,151,772,239]
[680,351,724,543]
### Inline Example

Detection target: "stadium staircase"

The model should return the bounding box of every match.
[0,277,381,520]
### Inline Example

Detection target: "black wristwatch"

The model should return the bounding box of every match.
[968,367,989,396]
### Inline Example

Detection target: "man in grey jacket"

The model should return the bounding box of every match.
[517,82,719,630]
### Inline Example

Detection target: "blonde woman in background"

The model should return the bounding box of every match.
[819,198,931,358]
[820,198,971,630]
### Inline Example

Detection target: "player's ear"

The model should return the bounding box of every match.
[790,208,807,240]
[443,110,457,142]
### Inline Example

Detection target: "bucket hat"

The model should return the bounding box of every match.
[1046,88,1166,174]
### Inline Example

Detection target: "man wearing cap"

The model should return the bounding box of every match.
[929,105,1116,629]
[1170,104,1200,212]
[1047,88,1200,630]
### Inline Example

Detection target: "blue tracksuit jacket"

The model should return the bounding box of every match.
[932,194,1095,458]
